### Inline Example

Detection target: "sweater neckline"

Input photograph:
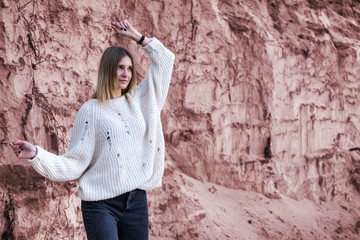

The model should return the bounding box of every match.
[104,95,127,105]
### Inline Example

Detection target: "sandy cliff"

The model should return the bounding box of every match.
[1,0,360,239]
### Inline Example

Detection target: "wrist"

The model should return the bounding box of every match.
[131,32,142,42]
[32,146,38,159]
[137,35,145,45]
[130,31,150,46]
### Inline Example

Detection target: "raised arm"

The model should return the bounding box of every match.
[111,20,175,109]
[139,39,175,109]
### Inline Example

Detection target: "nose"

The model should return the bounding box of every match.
[122,69,130,77]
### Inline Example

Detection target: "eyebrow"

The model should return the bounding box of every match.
[117,63,133,67]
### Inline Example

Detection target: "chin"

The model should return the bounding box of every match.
[119,85,129,89]
[118,81,129,88]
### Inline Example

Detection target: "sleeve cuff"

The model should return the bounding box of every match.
[142,37,162,54]
[27,145,42,162]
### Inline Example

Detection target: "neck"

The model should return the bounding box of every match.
[112,89,122,99]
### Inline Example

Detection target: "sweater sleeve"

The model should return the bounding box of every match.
[137,38,175,110]
[27,101,96,182]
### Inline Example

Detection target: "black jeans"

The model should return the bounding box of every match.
[81,189,149,240]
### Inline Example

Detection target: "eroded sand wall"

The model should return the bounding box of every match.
[1,0,360,239]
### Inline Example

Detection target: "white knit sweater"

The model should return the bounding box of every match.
[28,38,175,201]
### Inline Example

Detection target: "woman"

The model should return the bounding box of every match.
[9,20,175,240]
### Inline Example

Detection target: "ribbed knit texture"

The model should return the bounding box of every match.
[28,38,175,201]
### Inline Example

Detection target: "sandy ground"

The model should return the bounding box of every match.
[151,168,360,240]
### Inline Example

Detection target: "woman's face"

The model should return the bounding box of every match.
[116,56,133,90]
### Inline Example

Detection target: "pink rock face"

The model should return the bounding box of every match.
[1,0,360,239]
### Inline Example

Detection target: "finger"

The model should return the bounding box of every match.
[111,22,119,29]
[13,149,21,155]
[12,140,25,148]
[11,145,23,151]
[113,22,122,31]
[117,22,126,31]
[111,22,120,28]
[111,22,117,29]
[10,144,18,151]
[123,20,130,28]
[17,144,25,152]
[123,22,130,31]
[111,24,119,32]
[15,146,23,152]
[119,21,128,31]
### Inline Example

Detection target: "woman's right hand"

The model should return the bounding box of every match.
[9,140,37,159]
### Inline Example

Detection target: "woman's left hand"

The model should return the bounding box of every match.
[111,20,142,42]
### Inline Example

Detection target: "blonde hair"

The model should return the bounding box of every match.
[93,46,137,103]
